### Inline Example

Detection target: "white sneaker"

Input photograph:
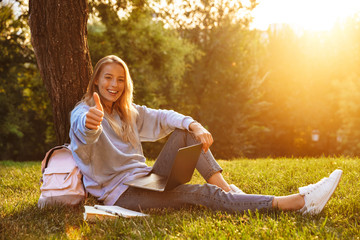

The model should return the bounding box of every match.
[299,169,343,215]
[229,184,246,194]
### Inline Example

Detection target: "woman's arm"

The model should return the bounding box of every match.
[135,104,213,152]
[85,93,104,130]
[135,104,194,142]
[70,97,103,145]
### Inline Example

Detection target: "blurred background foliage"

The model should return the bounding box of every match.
[2,0,360,160]
[0,3,54,160]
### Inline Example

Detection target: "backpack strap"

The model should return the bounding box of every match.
[43,145,67,169]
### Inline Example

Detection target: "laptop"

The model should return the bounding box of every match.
[124,143,203,192]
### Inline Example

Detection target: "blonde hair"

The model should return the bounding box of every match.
[83,55,139,147]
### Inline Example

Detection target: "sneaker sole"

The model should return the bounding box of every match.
[308,169,343,215]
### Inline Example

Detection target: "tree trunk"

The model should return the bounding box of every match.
[28,0,92,144]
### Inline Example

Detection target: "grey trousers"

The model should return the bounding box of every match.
[115,129,274,213]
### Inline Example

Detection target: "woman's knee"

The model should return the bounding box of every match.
[171,128,192,141]
[172,128,188,135]
[169,128,201,147]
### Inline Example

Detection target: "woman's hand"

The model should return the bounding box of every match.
[189,121,213,152]
[85,92,104,130]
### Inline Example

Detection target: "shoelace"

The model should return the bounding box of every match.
[304,177,329,194]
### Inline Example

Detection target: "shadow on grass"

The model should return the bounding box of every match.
[0,201,347,239]
[0,203,84,239]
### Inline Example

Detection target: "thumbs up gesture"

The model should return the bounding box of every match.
[85,92,104,130]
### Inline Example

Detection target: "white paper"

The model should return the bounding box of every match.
[94,205,149,217]
[83,206,117,221]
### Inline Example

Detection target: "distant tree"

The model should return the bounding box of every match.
[0,3,54,160]
[332,17,360,155]
[28,0,92,144]
[261,23,360,157]
[153,0,268,158]
[334,74,360,155]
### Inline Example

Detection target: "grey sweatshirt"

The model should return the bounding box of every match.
[69,103,194,205]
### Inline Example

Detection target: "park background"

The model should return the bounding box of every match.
[2,0,360,161]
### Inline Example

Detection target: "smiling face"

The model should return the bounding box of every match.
[95,62,126,112]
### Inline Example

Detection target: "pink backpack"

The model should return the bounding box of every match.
[38,144,86,208]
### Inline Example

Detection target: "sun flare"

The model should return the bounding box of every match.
[251,0,360,31]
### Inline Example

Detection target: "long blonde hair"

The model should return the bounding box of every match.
[83,55,139,146]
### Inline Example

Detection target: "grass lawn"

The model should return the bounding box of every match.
[0,157,359,239]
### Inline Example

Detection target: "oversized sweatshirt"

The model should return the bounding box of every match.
[69,103,194,205]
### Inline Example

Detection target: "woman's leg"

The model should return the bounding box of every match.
[267,169,343,213]
[272,194,305,210]
[117,170,341,215]
[151,129,231,191]
[207,172,231,192]
[116,183,274,213]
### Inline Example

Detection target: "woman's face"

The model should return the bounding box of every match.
[95,63,125,110]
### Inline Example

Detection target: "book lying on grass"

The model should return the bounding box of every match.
[84,205,148,221]
[84,206,117,221]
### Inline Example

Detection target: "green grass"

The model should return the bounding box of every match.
[1,157,359,239]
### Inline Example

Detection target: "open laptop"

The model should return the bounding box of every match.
[124,143,203,192]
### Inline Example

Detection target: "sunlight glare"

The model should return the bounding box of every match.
[251,0,360,31]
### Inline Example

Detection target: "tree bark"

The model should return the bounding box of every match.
[28,0,92,144]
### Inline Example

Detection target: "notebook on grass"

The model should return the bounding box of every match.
[94,205,148,217]
[83,205,148,221]
[124,143,202,192]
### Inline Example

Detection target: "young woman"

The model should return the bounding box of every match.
[69,55,342,215]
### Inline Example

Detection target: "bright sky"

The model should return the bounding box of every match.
[251,0,360,31]
[4,0,360,32]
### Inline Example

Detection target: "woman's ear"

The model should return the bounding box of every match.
[94,79,98,85]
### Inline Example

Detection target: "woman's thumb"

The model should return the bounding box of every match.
[93,92,103,112]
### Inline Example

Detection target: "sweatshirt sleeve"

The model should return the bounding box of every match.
[69,103,103,145]
[135,104,194,142]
